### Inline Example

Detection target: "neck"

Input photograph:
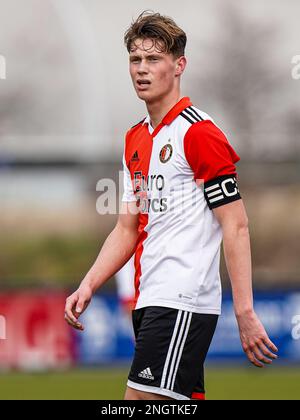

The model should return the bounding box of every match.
[146,90,182,129]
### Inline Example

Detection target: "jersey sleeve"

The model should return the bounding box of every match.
[122,153,137,203]
[184,120,242,209]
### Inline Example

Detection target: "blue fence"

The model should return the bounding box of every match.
[76,291,300,364]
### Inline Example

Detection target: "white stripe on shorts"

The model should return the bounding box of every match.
[160,310,192,391]
[160,310,183,389]
[170,312,192,391]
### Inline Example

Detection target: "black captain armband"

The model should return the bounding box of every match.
[204,174,242,210]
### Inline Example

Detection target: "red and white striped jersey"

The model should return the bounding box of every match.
[122,97,241,315]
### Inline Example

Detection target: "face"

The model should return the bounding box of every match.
[129,38,186,104]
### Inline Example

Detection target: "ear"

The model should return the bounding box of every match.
[175,56,187,76]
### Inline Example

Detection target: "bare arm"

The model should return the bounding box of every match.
[213,200,278,367]
[64,201,139,330]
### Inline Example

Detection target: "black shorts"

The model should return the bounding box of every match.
[127,306,218,400]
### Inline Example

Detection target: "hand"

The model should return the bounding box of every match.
[64,284,93,331]
[236,310,278,368]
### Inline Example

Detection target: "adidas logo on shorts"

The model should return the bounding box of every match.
[138,367,154,380]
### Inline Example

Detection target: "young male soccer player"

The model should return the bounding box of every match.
[65,11,278,400]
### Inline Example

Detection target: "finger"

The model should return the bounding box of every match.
[72,307,80,320]
[246,349,264,368]
[252,345,272,365]
[65,297,79,324]
[262,337,278,353]
[64,312,77,327]
[64,311,81,328]
[76,297,88,314]
[258,341,278,360]
[246,350,264,368]
[65,303,77,323]
[65,314,84,331]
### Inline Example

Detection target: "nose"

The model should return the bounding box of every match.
[137,59,149,75]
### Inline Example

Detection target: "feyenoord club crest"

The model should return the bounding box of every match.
[159,144,173,164]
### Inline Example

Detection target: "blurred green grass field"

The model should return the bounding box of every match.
[0,367,299,400]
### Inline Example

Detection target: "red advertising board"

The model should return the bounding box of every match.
[0,292,74,370]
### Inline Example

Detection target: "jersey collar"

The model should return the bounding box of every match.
[143,97,193,129]
[143,114,152,126]
[162,97,193,125]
